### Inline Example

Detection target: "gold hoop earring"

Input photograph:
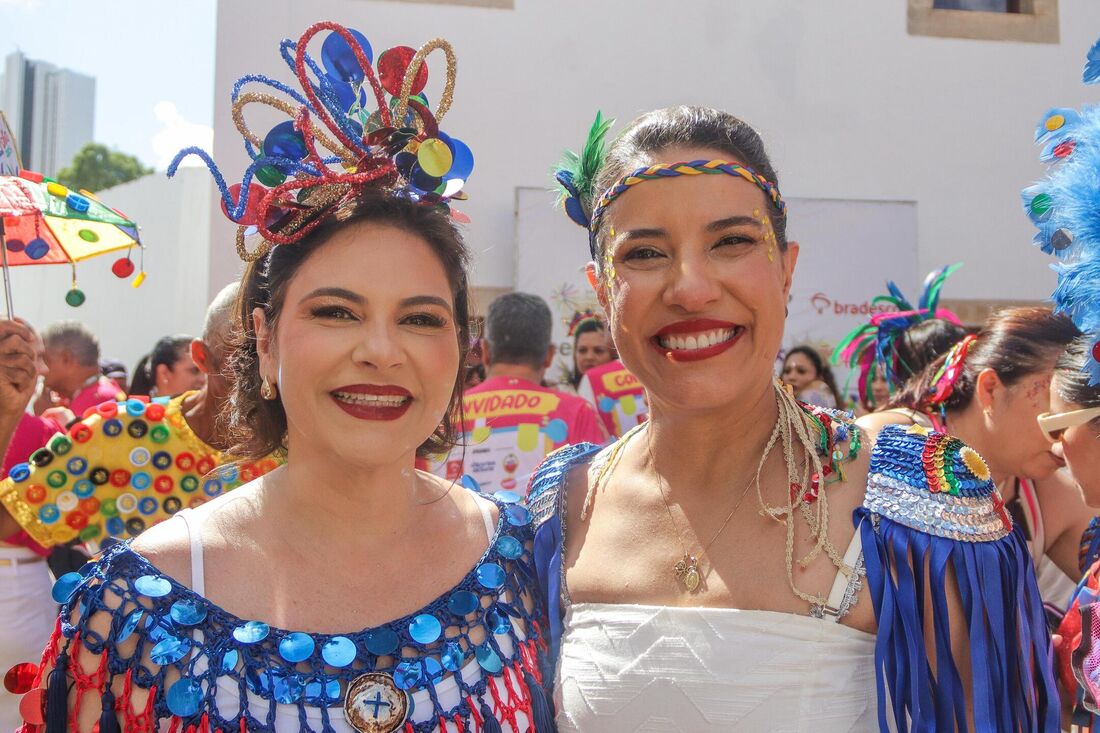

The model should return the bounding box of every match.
[260,377,278,401]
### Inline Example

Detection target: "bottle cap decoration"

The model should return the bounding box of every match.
[1021,38,1100,382]
[168,22,475,263]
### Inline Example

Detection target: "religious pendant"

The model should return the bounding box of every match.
[674,554,701,591]
[344,672,410,733]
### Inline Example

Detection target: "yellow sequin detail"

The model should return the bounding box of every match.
[960,446,991,482]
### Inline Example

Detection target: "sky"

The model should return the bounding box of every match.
[0,0,216,170]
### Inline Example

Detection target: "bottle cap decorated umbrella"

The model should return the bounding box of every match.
[0,169,145,316]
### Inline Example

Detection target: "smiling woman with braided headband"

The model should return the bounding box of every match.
[529,106,1058,731]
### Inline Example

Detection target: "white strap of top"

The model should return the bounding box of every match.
[176,509,206,595]
[821,522,865,620]
[474,495,496,541]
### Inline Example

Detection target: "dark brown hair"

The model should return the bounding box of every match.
[784,345,844,409]
[891,306,1079,413]
[229,190,471,460]
[590,106,787,260]
[1054,335,1100,409]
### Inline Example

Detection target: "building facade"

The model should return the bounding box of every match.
[1,50,95,176]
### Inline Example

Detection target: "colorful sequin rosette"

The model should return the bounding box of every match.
[552,112,785,260]
[1021,38,1100,383]
[832,264,963,409]
[168,22,474,263]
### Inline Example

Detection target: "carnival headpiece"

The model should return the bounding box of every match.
[832,264,963,407]
[1021,39,1100,382]
[553,112,786,258]
[566,308,604,337]
[168,22,474,263]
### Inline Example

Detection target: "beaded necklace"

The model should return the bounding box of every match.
[581,382,861,606]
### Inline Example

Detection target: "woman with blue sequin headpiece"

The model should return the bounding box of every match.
[528,105,1058,731]
[3,21,553,733]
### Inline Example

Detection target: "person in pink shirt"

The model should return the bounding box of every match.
[0,319,62,728]
[577,357,649,437]
[40,321,123,417]
[436,293,608,494]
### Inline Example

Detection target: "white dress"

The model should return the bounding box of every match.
[556,604,877,732]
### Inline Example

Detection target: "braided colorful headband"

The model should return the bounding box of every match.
[553,113,785,258]
[168,22,474,263]
[926,334,978,407]
[589,160,785,247]
[566,309,604,337]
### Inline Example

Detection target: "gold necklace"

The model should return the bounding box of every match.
[653,465,759,591]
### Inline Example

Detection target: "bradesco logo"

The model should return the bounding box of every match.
[809,292,896,317]
[463,390,561,420]
[600,368,641,396]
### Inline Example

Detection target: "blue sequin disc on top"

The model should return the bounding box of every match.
[322,636,357,668]
[364,627,399,656]
[504,504,531,527]
[232,620,270,644]
[305,676,342,703]
[495,535,523,560]
[278,632,316,663]
[221,649,239,672]
[134,574,172,598]
[169,599,207,626]
[460,474,481,492]
[166,678,203,717]
[151,636,191,665]
[493,490,521,504]
[485,607,511,635]
[423,657,443,683]
[476,562,506,590]
[409,613,442,644]
[441,641,464,671]
[393,660,423,690]
[271,671,304,704]
[116,608,144,643]
[51,572,82,603]
[448,590,479,617]
[475,643,503,674]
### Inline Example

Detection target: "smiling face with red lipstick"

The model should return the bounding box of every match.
[252,220,463,467]
[590,144,798,414]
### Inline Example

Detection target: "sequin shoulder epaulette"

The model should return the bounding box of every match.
[0,395,280,547]
[526,442,602,526]
[864,424,1011,541]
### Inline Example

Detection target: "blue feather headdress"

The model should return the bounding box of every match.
[1022,38,1100,382]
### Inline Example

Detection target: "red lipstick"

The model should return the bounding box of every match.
[651,319,743,363]
[330,384,413,421]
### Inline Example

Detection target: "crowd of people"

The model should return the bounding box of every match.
[3,16,1100,733]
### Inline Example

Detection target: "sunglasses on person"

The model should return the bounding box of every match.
[1037,406,1100,441]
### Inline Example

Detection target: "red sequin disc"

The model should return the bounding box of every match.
[4,663,38,694]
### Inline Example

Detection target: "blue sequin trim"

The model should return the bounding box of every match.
[865,425,1010,542]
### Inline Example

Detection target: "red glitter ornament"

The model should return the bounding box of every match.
[1092,340,1100,364]
[1053,139,1077,159]
[378,46,427,97]
[4,663,38,694]
[111,257,135,278]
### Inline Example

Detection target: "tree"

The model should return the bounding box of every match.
[55,143,153,192]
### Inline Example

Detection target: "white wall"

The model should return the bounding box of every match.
[10,167,212,371]
[210,0,1100,304]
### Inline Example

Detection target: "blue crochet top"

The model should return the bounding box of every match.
[9,494,555,733]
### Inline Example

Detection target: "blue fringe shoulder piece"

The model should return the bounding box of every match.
[526,443,601,679]
[858,424,1060,731]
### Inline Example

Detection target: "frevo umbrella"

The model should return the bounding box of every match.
[0,170,145,316]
